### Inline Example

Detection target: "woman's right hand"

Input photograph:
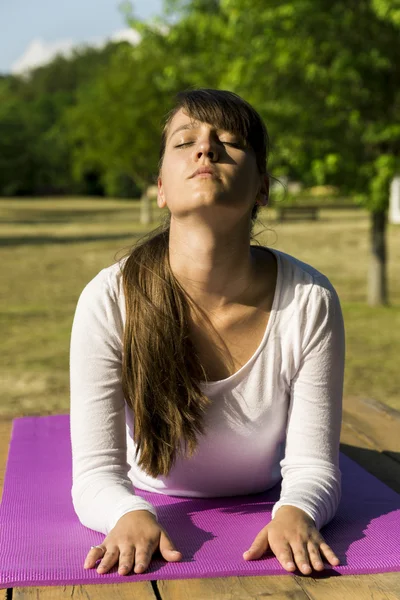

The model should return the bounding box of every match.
[83,509,183,575]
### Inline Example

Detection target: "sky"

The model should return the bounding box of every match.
[0,0,164,75]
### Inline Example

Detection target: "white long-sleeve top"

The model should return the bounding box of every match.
[70,247,345,536]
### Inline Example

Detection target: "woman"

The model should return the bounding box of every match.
[70,88,344,577]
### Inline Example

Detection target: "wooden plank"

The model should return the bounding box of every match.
[340,421,400,495]
[158,572,400,600]
[0,421,13,597]
[157,575,310,599]
[13,584,157,599]
[296,572,400,599]
[340,395,400,494]
[0,420,12,504]
[342,396,400,460]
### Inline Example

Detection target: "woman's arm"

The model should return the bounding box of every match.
[70,268,157,535]
[271,277,345,531]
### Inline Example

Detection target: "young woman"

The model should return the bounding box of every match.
[70,88,344,578]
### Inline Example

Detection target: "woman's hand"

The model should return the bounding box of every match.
[243,505,341,575]
[84,509,183,575]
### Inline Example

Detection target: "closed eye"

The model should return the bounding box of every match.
[174,142,242,148]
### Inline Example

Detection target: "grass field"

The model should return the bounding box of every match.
[1,196,399,419]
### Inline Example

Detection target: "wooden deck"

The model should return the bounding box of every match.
[1,394,400,599]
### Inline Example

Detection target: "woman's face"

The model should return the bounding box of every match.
[157,108,267,219]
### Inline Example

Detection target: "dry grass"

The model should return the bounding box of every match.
[0,196,399,419]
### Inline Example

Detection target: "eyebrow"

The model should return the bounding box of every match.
[169,123,197,140]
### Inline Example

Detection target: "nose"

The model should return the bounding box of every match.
[193,136,219,161]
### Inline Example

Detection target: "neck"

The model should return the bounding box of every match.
[168,217,257,314]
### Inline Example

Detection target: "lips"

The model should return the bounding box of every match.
[191,167,217,178]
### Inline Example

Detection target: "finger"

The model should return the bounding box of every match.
[319,541,341,566]
[134,542,156,573]
[290,541,313,575]
[84,546,106,569]
[307,540,325,571]
[269,541,297,572]
[159,530,183,562]
[243,545,267,560]
[243,532,269,560]
[97,547,119,574]
[117,546,135,575]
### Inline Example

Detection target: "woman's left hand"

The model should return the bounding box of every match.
[243,505,341,575]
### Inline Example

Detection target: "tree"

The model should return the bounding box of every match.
[154,0,400,305]
[0,43,127,196]
[0,79,36,195]
[63,22,207,198]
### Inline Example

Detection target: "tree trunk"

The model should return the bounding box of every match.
[368,210,388,306]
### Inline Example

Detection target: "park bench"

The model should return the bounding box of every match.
[275,203,361,223]
[276,206,319,222]
[1,393,400,598]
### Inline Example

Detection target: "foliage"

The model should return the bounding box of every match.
[1,0,399,209]
[153,0,400,211]
[0,43,128,196]
[63,0,228,194]
[63,42,174,193]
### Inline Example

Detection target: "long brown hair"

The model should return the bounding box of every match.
[117,89,272,478]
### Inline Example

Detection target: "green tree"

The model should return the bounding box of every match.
[0,78,36,195]
[154,0,400,305]
[0,43,126,196]
[63,35,191,196]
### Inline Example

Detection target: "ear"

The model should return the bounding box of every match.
[157,176,166,208]
[257,175,269,206]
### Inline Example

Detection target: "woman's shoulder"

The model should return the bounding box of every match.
[78,256,128,306]
[100,255,129,297]
[270,247,335,292]
[267,248,340,320]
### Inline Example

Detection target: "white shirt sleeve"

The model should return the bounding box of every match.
[69,269,158,535]
[271,277,345,531]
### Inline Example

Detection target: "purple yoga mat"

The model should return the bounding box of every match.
[0,414,399,588]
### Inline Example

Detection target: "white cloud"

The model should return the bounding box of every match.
[11,38,76,75]
[10,28,142,76]
[108,28,141,45]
